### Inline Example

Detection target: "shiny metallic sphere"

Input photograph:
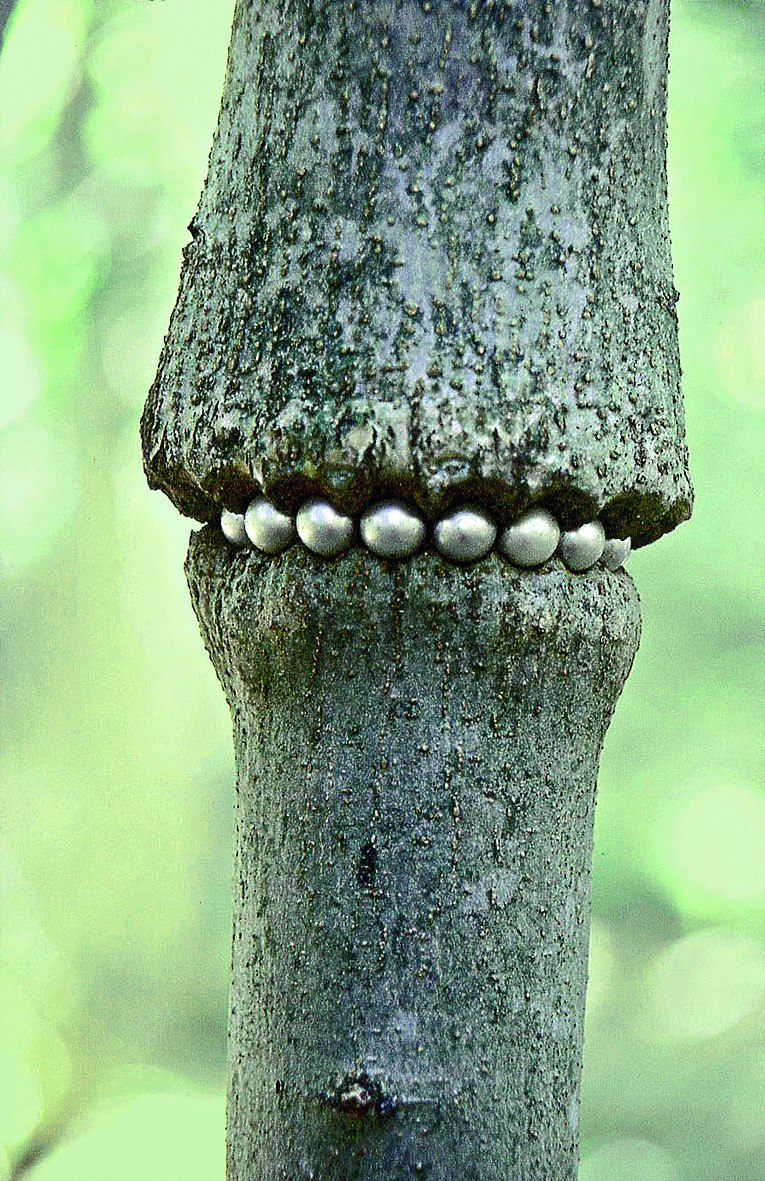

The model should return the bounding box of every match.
[296,499,355,556]
[499,507,560,568]
[433,506,497,563]
[244,497,296,554]
[360,501,426,558]
[220,509,249,547]
[558,520,606,572]
[601,536,631,570]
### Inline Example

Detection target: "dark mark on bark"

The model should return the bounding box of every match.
[357,841,377,887]
[320,1073,399,1119]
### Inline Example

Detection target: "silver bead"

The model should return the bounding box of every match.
[244,496,296,554]
[499,507,560,568]
[360,501,426,559]
[220,509,249,547]
[601,536,631,570]
[433,506,497,563]
[296,498,355,556]
[558,520,606,572]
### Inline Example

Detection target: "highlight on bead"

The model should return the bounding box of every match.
[601,536,631,571]
[558,520,606,572]
[360,501,426,559]
[499,507,560,568]
[296,498,355,557]
[433,506,497,563]
[220,509,249,547]
[244,496,296,554]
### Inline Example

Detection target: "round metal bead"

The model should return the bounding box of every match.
[220,509,249,547]
[296,499,355,556]
[244,496,296,554]
[499,507,560,568]
[433,506,497,563]
[558,520,606,572]
[360,501,426,559]
[601,536,631,570]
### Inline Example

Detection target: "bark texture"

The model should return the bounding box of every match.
[187,532,639,1178]
[142,0,691,546]
[142,1,692,1176]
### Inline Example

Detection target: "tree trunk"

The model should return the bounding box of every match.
[187,536,639,1178]
[142,1,691,1176]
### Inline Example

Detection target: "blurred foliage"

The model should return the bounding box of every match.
[0,0,763,1177]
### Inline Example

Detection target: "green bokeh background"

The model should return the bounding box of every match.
[1,1,763,1177]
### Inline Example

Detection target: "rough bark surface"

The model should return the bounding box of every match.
[142,1,691,1176]
[186,532,640,1178]
[142,0,691,546]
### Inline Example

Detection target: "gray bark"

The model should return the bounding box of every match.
[142,0,691,545]
[142,1,691,1176]
[187,536,639,1178]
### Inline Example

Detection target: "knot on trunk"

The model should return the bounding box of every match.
[320,1073,399,1120]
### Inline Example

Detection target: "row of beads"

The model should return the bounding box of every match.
[221,498,631,572]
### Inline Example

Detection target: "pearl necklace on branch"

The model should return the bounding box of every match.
[220,497,631,572]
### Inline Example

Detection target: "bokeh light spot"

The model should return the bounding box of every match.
[82,1,233,191]
[0,319,42,430]
[715,298,765,411]
[661,782,765,907]
[0,419,80,578]
[0,0,92,164]
[11,198,110,326]
[579,1139,679,1181]
[647,928,765,1041]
